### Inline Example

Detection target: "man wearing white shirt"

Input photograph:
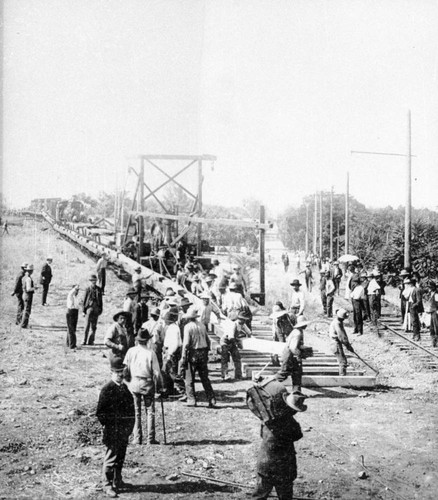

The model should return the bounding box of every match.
[367,272,381,328]
[66,284,80,349]
[350,277,366,335]
[289,280,305,316]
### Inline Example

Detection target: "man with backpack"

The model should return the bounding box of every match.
[247,377,308,500]
[271,303,295,343]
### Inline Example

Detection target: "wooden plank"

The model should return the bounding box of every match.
[129,210,273,230]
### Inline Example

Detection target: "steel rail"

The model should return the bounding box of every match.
[378,319,438,361]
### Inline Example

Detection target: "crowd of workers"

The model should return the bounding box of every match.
[10,249,438,500]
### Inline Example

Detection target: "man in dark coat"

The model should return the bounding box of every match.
[251,378,307,500]
[40,257,53,306]
[96,357,135,498]
[82,274,103,345]
[11,262,27,325]
[133,292,149,335]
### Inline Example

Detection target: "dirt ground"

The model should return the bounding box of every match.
[1,222,437,500]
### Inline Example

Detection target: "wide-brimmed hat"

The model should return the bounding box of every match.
[270,304,288,319]
[400,269,410,277]
[47,256,53,261]
[283,391,308,412]
[113,310,130,322]
[229,282,238,290]
[403,278,412,284]
[150,306,161,318]
[290,279,302,287]
[185,308,200,320]
[179,297,192,307]
[110,358,125,373]
[140,291,150,299]
[89,273,97,281]
[164,310,179,322]
[165,289,176,296]
[137,328,152,343]
[295,315,309,329]
[205,275,214,283]
[208,273,217,279]
[126,287,137,296]
[26,264,34,271]
[336,308,349,320]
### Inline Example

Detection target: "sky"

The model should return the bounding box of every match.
[2,0,438,215]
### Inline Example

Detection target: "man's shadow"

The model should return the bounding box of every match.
[125,480,237,494]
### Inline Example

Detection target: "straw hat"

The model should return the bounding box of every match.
[294,315,309,329]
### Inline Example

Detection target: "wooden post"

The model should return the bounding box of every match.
[345,172,350,255]
[137,159,145,262]
[305,204,309,256]
[319,191,323,257]
[405,110,411,269]
[330,187,333,261]
[313,192,317,255]
[259,205,266,306]
[197,159,203,256]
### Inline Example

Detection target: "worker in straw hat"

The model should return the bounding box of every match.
[251,376,308,500]
[220,312,252,381]
[275,315,310,392]
[329,308,354,376]
[123,327,163,445]
[288,280,305,316]
[180,308,217,407]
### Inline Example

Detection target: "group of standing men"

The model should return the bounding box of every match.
[11,257,53,329]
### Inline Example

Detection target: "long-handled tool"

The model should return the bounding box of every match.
[160,396,167,445]
[350,349,379,375]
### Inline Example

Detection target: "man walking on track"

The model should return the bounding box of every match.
[82,274,103,345]
[11,262,27,325]
[40,256,53,306]
[124,327,163,445]
[96,358,135,498]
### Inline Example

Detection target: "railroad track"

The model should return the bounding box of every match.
[378,315,438,370]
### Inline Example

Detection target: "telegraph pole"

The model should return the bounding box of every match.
[351,110,415,268]
[313,192,317,255]
[330,187,334,261]
[319,191,323,257]
[345,172,350,254]
[337,220,340,259]
[305,204,309,255]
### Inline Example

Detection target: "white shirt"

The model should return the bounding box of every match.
[289,290,305,315]
[163,323,182,354]
[123,345,162,394]
[350,284,365,300]
[67,289,80,309]
[367,279,381,296]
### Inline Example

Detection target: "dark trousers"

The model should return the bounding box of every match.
[102,442,128,487]
[400,297,407,325]
[66,309,78,348]
[369,295,379,327]
[83,307,99,345]
[334,278,341,295]
[133,393,155,443]
[352,299,363,334]
[320,291,327,314]
[16,296,25,325]
[21,294,33,328]
[42,284,50,305]
[97,269,106,294]
[185,348,215,404]
[411,309,421,341]
[275,351,302,391]
[361,297,371,321]
[326,294,334,318]
[251,473,293,500]
[221,342,242,379]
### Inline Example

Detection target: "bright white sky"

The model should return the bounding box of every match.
[3,0,438,215]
